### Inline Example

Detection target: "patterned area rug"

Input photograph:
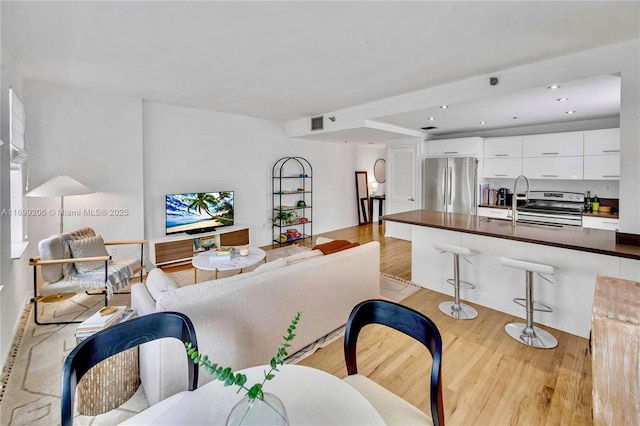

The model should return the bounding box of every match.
[0,246,420,425]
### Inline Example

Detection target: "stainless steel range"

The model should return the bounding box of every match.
[517,191,585,226]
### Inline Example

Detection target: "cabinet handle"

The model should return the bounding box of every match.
[602,175,620,178]
[542,174,559,177]
[494,174,508,177]
[602,150,620,153]
[542,152,559,155]
[409,197,415,201]
[443,151,458,154]
[494,154,508,157]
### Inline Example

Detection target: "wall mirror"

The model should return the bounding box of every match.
[374,158,386,183]
[355,171,370,225]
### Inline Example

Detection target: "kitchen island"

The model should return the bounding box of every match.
[383,209,640,338]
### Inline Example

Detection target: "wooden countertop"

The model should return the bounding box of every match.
[383,209,640,260]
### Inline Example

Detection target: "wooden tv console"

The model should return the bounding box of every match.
[150,225,249,267]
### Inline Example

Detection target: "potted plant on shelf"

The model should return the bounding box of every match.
[185,312,301,425]
[273,210,297,226]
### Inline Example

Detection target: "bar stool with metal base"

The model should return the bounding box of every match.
[433,242,479,320]
[500,257,558,349]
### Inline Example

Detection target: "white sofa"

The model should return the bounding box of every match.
[131,241,380,405]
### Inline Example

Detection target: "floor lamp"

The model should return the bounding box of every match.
[26,175,95,234]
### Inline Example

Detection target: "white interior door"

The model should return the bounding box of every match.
[386,143,419,240]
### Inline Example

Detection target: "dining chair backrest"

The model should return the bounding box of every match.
[61,311,199,426]
[344,299,444,426]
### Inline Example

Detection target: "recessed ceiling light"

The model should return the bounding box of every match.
[557,97,569,102]
[428,116,436,121]
[480,121,487,125]
[566,110,576,114]
[548,84,561,90]
[512,116,518,120]
[440,105,449,109]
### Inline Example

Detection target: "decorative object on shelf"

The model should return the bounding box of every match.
[286,228,302,241]
[272,157,312,246]
[185,312,301,426]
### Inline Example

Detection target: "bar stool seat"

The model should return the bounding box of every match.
[500,257,558,349]
[434,242,479,320]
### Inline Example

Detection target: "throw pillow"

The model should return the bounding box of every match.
[61,227,97,277]
[146,268,180,301]
[68,235,110,274]
[312,239,360,255]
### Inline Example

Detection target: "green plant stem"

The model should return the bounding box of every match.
[185,311,302,401]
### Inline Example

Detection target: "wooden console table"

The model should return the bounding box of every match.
[592,275,640,425]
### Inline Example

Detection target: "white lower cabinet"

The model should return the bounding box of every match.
[582,216,619,231]
[523,156,583,180]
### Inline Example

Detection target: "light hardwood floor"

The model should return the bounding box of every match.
[264,224,593,425]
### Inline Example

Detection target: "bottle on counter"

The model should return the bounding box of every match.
[592,194,600,212]
[586,191,592,212]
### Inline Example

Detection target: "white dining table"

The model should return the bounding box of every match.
[120,364,385,425]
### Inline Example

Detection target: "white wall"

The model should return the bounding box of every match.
[0,32,29,368]
[142,101,360,253]
[24,82,145,260]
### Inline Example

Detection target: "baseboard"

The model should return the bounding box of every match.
[1,292,32,373]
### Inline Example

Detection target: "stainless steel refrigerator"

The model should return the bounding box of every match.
[422,157,477,215]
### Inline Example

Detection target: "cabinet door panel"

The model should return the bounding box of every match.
[428,137,480,157]
[522,132,583,157]
[483,158,522,178]
[584,128,620,155]
[582,216,619,231]
[584,155,620,180]
[484,136,522,158]
[523,156,583,179]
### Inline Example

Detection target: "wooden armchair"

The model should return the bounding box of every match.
[29,226,146,325]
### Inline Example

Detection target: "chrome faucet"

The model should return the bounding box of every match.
[512,175,530,227]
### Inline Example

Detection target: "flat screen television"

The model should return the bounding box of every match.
[165,191,234,235]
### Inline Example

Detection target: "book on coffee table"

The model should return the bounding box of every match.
[76,305,128,334]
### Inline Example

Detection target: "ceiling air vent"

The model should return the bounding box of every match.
[421,126,438,130]
[311,116,323,131]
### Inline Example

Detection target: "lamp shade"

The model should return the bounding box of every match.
[27,175,94,197]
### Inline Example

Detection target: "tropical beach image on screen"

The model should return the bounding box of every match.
[166,191,234,234]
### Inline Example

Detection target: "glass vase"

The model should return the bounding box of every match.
[226,392,289,426]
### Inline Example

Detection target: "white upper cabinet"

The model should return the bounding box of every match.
[584,155,620,180]
[584,128,620,155]
[484,158,523,178]
[522,131,583,157]
[484,136,522,158]
[523,156,583,179]
[427,137,481,158]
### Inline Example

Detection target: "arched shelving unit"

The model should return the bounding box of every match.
[272,157,313,246]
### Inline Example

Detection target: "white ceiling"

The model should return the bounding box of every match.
[2,1,639,137]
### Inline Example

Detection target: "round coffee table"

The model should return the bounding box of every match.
[192,246,266,281]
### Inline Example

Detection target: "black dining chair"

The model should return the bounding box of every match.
[343,299,444,426]
[61,311,199,426]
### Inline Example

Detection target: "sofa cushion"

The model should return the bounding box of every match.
[253,257,287,274]
[284,249,323,265]
[313,239,360,255]
[68,235,110,273]
[146,268,181,301]
[38,235,66,282]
